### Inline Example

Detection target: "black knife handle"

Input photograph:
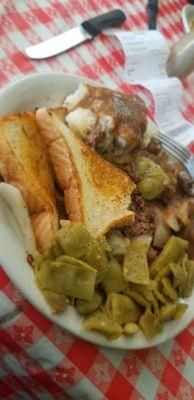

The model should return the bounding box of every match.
[82,9,126,37]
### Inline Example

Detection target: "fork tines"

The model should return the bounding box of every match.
[158,132,191,162]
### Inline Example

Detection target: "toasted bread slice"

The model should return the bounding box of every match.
[36,108,135,237]
[0,111,58,250]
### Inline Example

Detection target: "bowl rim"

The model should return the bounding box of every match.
[0,71,104,96]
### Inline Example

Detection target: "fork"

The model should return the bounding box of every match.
[157,132,194,179]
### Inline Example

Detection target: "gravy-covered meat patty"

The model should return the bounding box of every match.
[64,83,147,150]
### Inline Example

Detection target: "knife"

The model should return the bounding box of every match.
[25,9,126,60]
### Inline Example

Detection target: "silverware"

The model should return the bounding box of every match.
[158,132,194,178]
[25,9,126,60]
[146,0,158,30]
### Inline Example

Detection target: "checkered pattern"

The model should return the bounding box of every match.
[0,1,194,399]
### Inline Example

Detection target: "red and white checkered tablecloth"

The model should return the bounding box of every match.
[0,1,194,399]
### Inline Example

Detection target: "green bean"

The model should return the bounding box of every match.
[42,289,69,314]
[125,289,150,308]
[174,303,188,320]
[161,277,178,301]
[76,292,103,315]
[160,303,177,322]
[36,256,96,301]
[105,293,141,325]
[150,236,188,278]
[124,235,151,285]
[139,308,162,339]
[84,310,122,340]
[101,258,127,295]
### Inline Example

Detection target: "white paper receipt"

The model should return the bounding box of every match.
[116,31,168,83]
[114,30,194,146]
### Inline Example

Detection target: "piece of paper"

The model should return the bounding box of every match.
[145,78,194,145]
[106,29,194,146]
[116,30,168,83]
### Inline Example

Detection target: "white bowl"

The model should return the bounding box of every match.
[0,72,193,349]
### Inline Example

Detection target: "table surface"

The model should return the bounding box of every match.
[0,1,194,399]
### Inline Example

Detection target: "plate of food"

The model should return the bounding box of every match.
[0,72,193,350]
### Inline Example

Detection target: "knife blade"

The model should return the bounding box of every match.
[25,9,126,60]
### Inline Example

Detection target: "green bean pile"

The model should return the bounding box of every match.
[33,222,194,340]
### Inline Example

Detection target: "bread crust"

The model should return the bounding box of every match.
[36,108,135,237]
[0,111,58,250]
